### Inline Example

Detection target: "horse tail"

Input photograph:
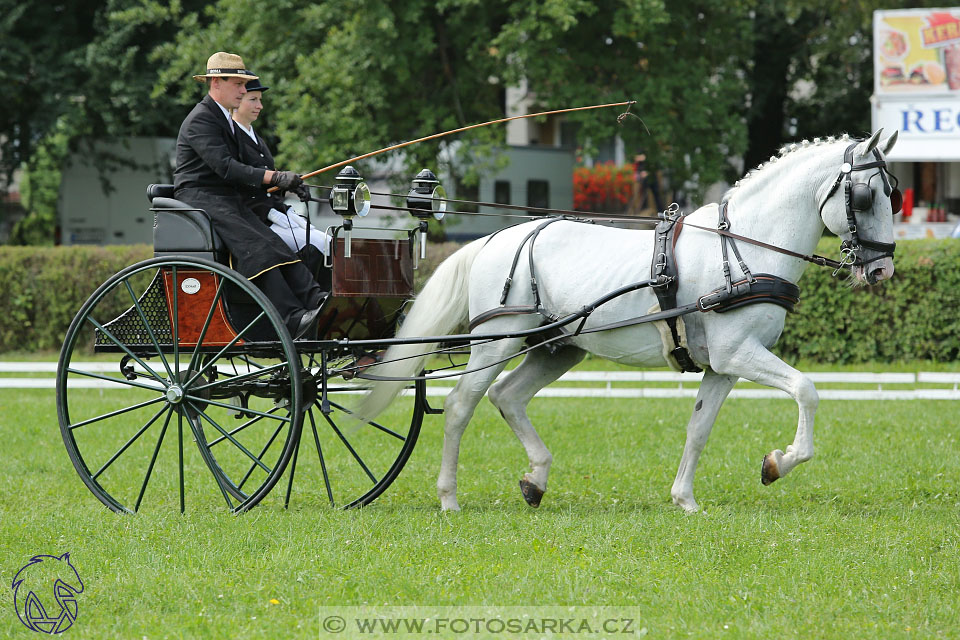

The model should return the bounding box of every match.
[355,238,486,421]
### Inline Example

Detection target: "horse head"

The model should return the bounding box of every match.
[816,129,900,285]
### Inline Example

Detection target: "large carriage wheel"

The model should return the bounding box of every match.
[57,257,303,514]
[275,356,425,509]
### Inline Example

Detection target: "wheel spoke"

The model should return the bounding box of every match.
[178,411,185,513]
[185,276,226,376]
[236,421,286,491]
[283,432,301,509]
[185,310,268,387]
[206,408,278,447]
[123,279,174,380]
[91,405,169,481]
[189,362,289,393]
[83,316,167,385]
[69,395,167,431]
[308,407,335,507]
[328,400,405,441]
[66,367,165,393]
[184,394,290,423]
[184,411,236,510]
[319,400,378,484]
[134,407,174,512]
[189,402,273,474]
[171,266,180,378]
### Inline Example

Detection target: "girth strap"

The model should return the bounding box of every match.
[650,208,702,373]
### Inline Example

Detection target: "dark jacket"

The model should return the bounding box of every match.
[174,95,265,193]
[235,123,286,218]
[173,94,297,279]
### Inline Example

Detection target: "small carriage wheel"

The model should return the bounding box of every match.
[56,256,302,514]
[276,357,425,509]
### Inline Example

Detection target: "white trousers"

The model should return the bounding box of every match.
[268,208,331,255]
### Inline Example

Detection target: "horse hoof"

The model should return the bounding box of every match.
[519,478,544,508]
[761,453,780,486]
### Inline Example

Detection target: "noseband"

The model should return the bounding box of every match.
[818,141,901,269]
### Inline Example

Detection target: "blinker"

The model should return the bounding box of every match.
[890,188,903,214]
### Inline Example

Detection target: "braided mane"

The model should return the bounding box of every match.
[727,134,852,196]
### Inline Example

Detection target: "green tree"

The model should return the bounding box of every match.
[156,0,755,195]
[0,0,100,184]
[1,0,210,243]
[745,0,951,169]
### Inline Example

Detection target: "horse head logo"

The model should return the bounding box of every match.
[11,553,84,634]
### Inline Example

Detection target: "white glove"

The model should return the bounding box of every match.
[267,208,292,228]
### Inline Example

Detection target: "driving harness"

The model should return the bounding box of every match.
[468,208,799,373]
[466,139,901,372]
[649,203,799,372]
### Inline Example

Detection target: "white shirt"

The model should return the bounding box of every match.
[211,99,234,133]
[234,120,258,144]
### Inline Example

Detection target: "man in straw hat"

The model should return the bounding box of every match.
[174,52,325,339]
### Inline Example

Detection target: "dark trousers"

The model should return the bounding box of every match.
[253,262,326,328]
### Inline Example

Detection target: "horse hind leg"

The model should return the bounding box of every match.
[487,345,585,508]
[436,337,526,511]
[671,369,738,512]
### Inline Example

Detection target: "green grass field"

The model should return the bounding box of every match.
[2,378,959,638]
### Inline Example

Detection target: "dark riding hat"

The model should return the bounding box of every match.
[192,52,259,82]
[243,78,269,93]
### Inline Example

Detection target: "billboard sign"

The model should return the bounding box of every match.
[874,8,960,96]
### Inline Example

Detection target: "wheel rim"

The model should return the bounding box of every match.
[57,257,302,514]
[279,357,424,509]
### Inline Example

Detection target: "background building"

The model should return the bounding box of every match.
[872,7,960,239]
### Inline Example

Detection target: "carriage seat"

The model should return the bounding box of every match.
[148,184,227,263]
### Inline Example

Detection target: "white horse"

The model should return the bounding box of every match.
[359,130,900,512]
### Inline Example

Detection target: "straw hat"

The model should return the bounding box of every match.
[193,52,259,82]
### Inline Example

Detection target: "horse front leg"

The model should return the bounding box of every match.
[712,341,818,486]
[671,369,738,512]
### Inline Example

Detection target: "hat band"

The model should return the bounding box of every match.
[207,68,255,76]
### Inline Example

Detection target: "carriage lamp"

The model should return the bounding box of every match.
[406,169,447,260]
[328,165,371,258]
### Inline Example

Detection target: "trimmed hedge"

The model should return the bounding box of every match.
[777,237,960,363]
[0,245,153,353]
[1,238,957,362]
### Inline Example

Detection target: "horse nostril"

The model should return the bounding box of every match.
[868,267,885,284]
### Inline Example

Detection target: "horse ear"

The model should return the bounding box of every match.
[881,130,898,155]
[855,129,883,158]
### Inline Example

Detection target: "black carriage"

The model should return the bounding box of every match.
[56,170,444,513]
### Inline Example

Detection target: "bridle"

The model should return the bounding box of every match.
[817,141,902,270]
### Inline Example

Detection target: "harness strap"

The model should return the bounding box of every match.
[680,220,846,270]
[697,273,800,313]
[718,199,754,291]
[468,305,539,332]
[650,209,702,373]
[499,218,565,308]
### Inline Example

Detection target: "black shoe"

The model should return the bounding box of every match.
[292,306,322,340]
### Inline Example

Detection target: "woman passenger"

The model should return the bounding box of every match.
[232,78,331,264]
